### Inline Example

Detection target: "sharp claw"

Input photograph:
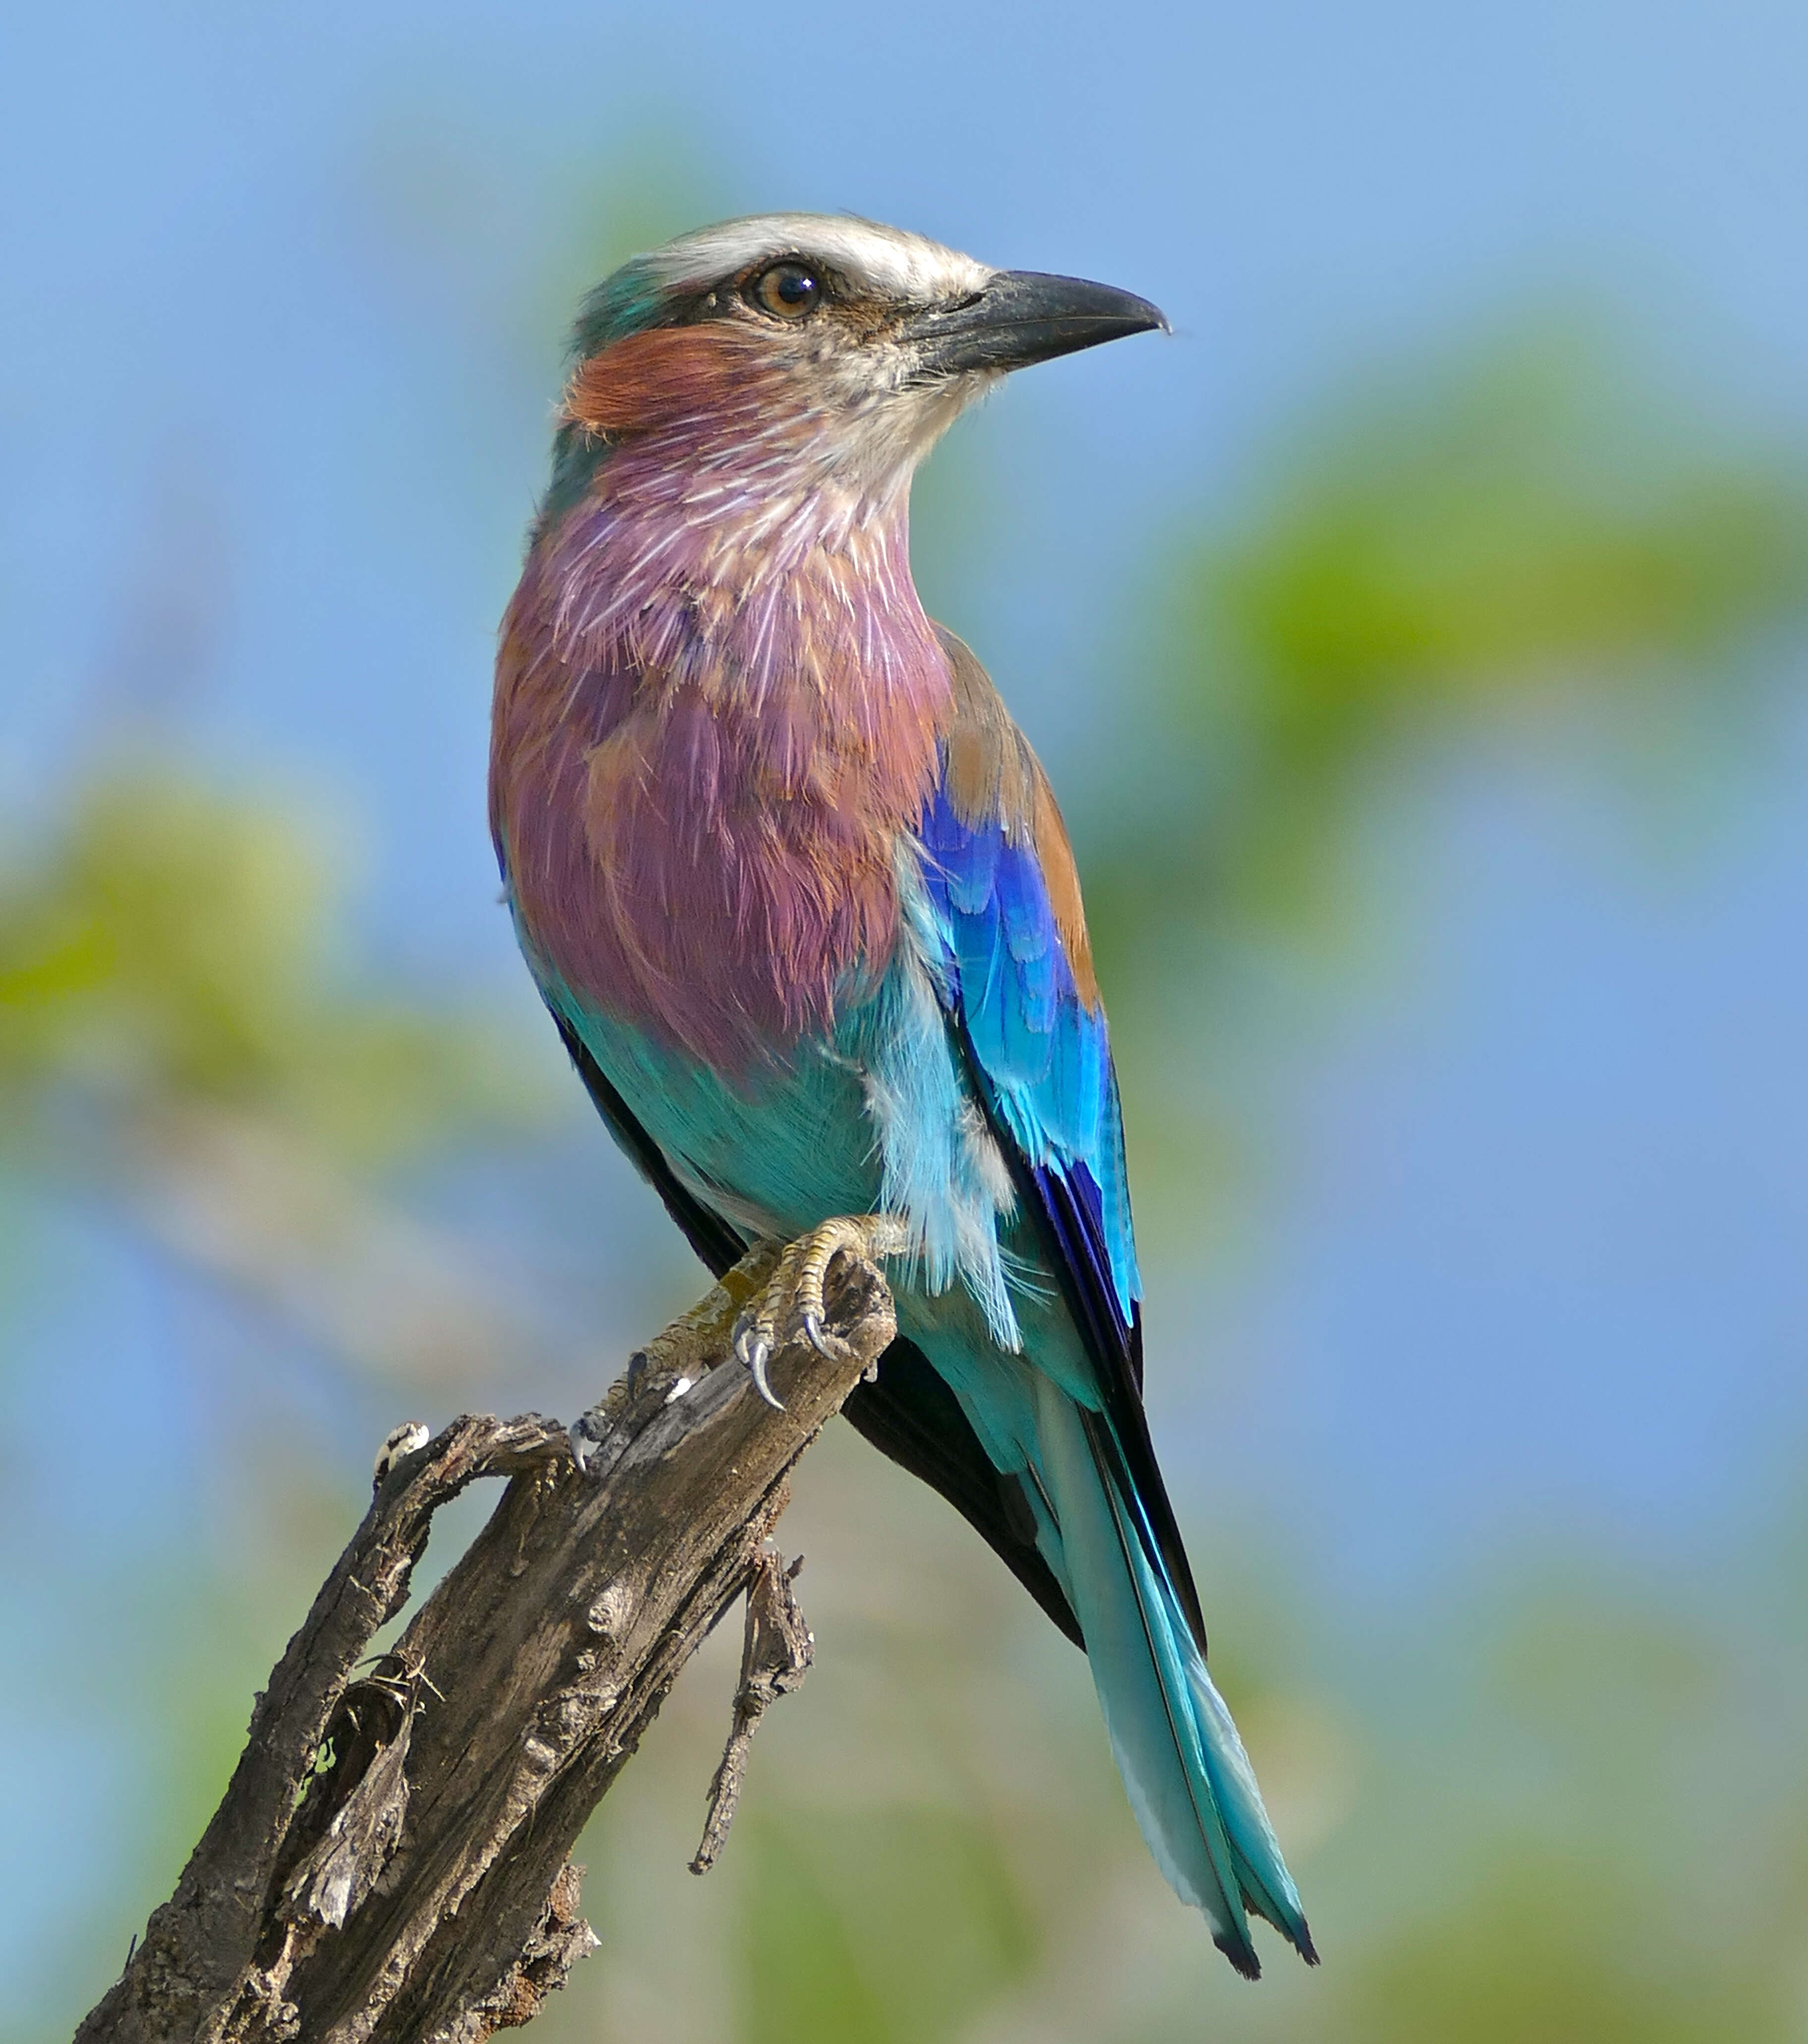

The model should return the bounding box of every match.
[730,1220,895,1407]
[568,1409,609,1476]
[745,1337,785,1411]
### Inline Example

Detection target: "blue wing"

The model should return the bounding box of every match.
[916,627,1217,1640]
[918,726,1138,1354]
[910,627,1314,1976]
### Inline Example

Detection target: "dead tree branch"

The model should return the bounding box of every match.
[688,1547,814,1874]
[75,1239,896,2044]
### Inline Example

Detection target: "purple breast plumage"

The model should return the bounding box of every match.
[491,322,954,1072]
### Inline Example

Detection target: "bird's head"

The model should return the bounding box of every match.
[550,213,1167,513]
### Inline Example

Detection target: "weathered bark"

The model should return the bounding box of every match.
[75,1239,896,2044]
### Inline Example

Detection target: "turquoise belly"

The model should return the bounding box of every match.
[556,989,883,1240]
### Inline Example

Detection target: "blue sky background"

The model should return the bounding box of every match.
[6,0,1808,2028]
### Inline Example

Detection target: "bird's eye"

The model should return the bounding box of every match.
[750,262,823,321]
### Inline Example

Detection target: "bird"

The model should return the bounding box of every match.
[490,213,1314,1978]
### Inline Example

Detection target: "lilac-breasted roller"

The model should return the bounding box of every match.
[491,214,1314,1976]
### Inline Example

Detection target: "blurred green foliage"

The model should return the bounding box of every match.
[1353,1851,1785,2044]
[1093,323,1808,958]
[739,1805,1038,2044]
[0,771,524,1167]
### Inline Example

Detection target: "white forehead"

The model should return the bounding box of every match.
[645,214,993,304]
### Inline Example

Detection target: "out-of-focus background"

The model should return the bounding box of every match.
[6,3,1808,2038]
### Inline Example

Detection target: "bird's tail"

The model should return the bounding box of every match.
[1033,1373,1316,1977]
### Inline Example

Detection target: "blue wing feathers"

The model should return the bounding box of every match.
[942,826,997,914]
[997,850,1050,961]
[921,778,1140,1341]
[915,681,1314,1972]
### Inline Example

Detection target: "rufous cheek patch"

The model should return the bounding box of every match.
[564,326,782,439]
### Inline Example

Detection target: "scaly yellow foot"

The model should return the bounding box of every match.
[731,1214,911,1409]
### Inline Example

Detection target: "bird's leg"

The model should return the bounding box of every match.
[731,1213,911,1410]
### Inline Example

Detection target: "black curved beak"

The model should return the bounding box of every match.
[903,270,1168,378]
[902,270,1169,378]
